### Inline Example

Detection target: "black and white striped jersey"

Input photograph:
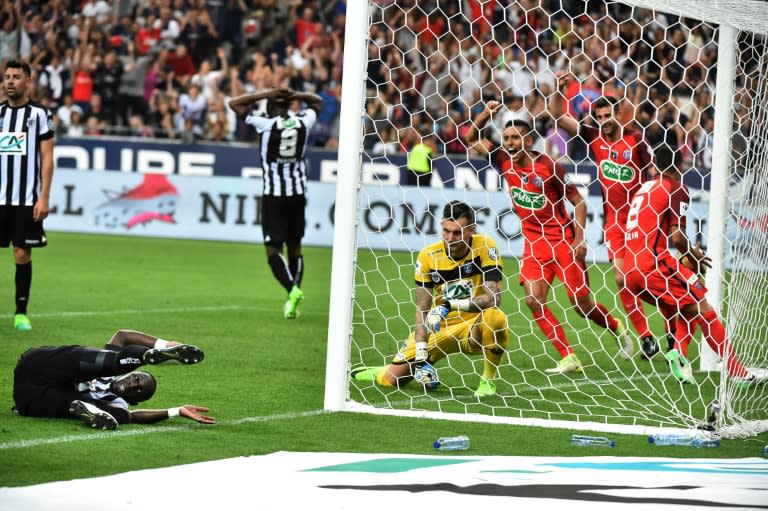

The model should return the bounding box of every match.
[0,101,54,206]
[243,108,317,197]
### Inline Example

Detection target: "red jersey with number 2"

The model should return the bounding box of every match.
[623,175,689,272]
[493,148,576,244]
[582,125,650,231]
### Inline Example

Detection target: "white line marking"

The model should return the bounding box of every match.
[0,409,326,451]
[0,305,256,319]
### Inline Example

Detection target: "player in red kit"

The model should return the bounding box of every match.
[623,144,759,386]
[549,71,672,361]
[465,101,633,374]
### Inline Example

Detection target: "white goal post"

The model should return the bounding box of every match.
[325,0,768,438]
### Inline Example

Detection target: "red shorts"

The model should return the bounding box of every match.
[603,222,626,262]
[624,257,708,310]
[520,239,590,298]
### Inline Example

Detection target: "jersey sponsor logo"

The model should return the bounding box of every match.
[119,357,141,365]
[444,280,472,300]
[0,132,27,154]
[599,160,634,183]
[282,117,298,129]
[511,187,545,210]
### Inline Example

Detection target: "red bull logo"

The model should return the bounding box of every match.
[94,174,179,230]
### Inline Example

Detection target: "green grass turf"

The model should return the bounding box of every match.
[0,232,765,488]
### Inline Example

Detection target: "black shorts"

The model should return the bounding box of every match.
[261,195,306,246]
[13,345,91,418]
[0,205,47,248]
[12,344,136,420]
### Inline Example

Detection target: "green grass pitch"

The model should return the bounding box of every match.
[0,232,765,487]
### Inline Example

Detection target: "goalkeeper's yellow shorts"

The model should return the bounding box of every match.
[391,307,507,365]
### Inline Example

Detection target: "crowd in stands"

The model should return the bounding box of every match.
[5,0,345,146]
[363,0,761,174]
[2,0,761,173]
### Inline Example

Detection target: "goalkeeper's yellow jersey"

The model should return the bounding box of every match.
[414,233,503,320]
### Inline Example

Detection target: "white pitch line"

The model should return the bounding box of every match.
[0,305,257,319]
[0,409,327,451]
[369,371,669,409]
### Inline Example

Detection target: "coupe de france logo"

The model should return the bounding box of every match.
[0,132,27,155]
[488,247,499,260]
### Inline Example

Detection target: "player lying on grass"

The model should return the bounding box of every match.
[12,329,215,430]
[351,201,509,398]
[623,144,761,387]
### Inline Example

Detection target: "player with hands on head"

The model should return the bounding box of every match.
[13,330,215,430]
[548,70,671,361]
[623,144,757,386]
[351,201,509,397]
[229,86,323,320]
[464,100,632,374]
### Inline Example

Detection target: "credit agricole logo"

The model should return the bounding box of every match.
[0,132,26,154]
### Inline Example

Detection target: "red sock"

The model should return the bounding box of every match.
[697,310,748,378]
[585,302,616,331]
[619,287,651,338]
[532,306,571,358]
[660,302,677,336]
[675,315,695,356]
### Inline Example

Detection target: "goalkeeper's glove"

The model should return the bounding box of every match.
[425,304,450,333]
[415,341,428,363]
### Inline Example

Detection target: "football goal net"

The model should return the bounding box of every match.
[325,0,768,438]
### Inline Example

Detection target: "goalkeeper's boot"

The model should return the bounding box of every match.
[665,349,694,384]
[474,377,497,397]
[639,335,659,361]
[143,344,204,365]
[612,319,634,360]
[69,400,118,430]
[13,313,31,331]
[545,353,583,374]
[350,365,384,382]
[284,285,304,319]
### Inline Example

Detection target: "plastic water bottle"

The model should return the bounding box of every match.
[762,445,768,457]
[570,434,616,447]
[433,435,470,451]
[648,434,720,448]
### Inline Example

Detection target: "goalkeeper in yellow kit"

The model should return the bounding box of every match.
[351,201,509,397]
